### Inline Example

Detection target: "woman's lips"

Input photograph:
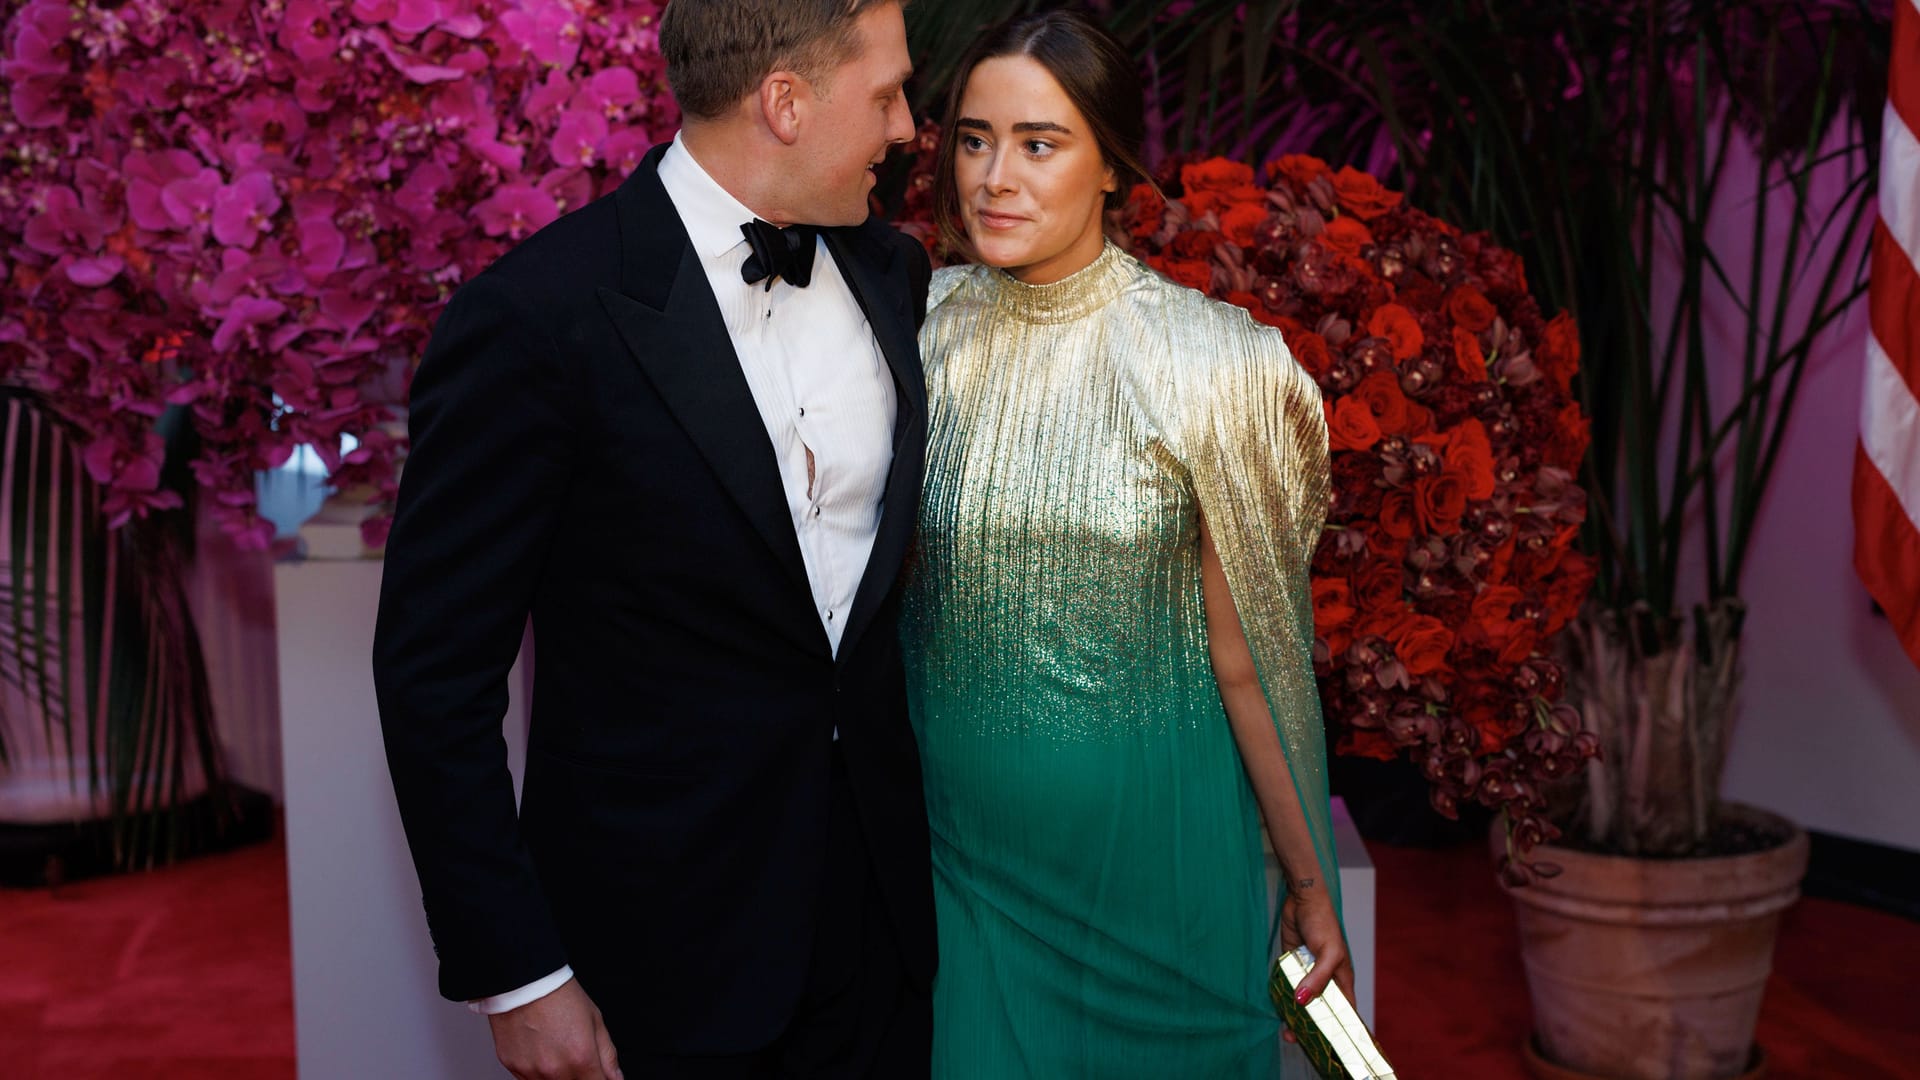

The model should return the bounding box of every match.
[976,209,1026,230]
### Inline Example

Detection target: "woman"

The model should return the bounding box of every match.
[903,10,1354,1078]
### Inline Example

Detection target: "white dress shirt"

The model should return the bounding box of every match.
[471,132,897,1015]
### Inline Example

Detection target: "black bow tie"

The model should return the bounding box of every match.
[740,219,819,290]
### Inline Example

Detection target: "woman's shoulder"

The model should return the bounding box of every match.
[1131,266,1304,381]
[927,262,988,314]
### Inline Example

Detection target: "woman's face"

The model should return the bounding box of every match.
[952,55,1117,285]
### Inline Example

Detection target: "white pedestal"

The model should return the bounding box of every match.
[1265,797,1377,1025]
[275,555,529,1080]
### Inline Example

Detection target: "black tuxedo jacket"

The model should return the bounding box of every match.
[372,144,934,1054]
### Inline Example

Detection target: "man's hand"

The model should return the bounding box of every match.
[488,977,623,1080]
[1277,882,1355,1044]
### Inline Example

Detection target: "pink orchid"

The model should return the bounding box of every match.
[527,69,574,119]
[583,68,642,117]
[500,4,584,70]
[474,184,559,241]
[1,1,674,540]
[280,0,344,65]
[212,172,283,248]
[65,256,126,287]
[158,169,224,233]
[363,27,466,84]
[388,0,482,40]
[211,297,290,353]
[394,161,452,223]
[24,186,113,256]
[603,129,655,178]
[551,109,609,168]
[352,0,401,22]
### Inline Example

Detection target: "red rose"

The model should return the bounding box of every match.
[1339,728,1400,761]
[1354,371,1414,435]
[1321,216,1373,258]
[1415,473,1468,535]
[1328,395,1383,451]
[1354,559,1405,613]
[1397,269,1443,311]
[1496,629,1541,667]
[1171,229,1224,259]
[1270,153,1333,188]
[1287,330,1333,377]
[1546,401,1591,471]
[1313,577,1358,633]
[1446,286,1497,332]
[1182,158,1255,193]
[1184,189,1229,217]
[1150,256,1213,293]
[1543,554,1596,634]
[1443,417,1497,500]
[1126,183,1165,241]
[1451,327,1488,384]
[1465,583,1526,651]
[1332,165,1404,220]
[1539,310,1581,395]
[1365,303,1424,360]
[1388,615,1455,676]
[1380,490,1417,540]
[1219,201,1269,246]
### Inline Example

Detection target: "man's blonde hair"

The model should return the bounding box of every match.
[661,0,897,121]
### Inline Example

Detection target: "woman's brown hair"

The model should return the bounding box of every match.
[931,8,1156,257]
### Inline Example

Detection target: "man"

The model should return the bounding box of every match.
[371,2,933,1076]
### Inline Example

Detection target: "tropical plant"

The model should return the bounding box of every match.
[0,389,226,871]
[1328,0,1889,857]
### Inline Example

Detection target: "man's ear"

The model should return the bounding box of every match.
[759,71,805,146]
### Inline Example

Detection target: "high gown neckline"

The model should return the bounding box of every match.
[984,240,1134,326]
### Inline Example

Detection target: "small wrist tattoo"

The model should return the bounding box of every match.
[1292,877,1318,891]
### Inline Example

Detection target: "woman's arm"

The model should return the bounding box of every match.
[1200,515,1354,1010]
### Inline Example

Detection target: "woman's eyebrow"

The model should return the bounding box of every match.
[954,118,1075,135]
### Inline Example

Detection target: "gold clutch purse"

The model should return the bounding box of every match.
[1269,946,1397,1080]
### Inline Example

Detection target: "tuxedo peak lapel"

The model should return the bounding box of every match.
[600,151,814,614]
[824,226,927,666]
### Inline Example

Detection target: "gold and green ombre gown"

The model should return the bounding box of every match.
[904,241,1343,1078]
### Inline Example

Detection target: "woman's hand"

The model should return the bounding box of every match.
[1278,883,1354,1042]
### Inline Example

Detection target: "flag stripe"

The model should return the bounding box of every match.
[1893,0,1920,140]
[1857,4,1920,670]
[1881,108,1920,274]
[1869,220,1920,405]
[1862,333,1920,529]
[1855,444,1920,669]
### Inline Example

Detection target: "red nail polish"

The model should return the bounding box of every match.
[1295,987,1311,1006]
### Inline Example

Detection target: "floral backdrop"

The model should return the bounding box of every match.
[1,3,1596,866]
[0,0,676,546]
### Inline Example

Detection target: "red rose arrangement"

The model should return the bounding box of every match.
[900,133,1599,878]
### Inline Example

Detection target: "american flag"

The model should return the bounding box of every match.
[1855,0,1920,669]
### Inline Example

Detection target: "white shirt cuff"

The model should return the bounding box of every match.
[467,965,574,1015]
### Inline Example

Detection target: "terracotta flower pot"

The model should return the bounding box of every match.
[1497,804,1809,1079]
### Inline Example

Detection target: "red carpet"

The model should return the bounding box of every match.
[1,830,1915,1078]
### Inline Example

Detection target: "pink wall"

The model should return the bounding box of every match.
[1655,129,1920,851]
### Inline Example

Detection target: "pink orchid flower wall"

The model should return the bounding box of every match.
[0,0,678,548]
